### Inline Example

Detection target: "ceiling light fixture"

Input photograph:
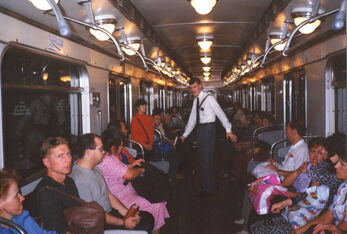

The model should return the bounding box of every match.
[269,31,287,51]
[202,66,211,72]
[121,37,141,56]
[203,72,210,77]
[30,0,59,11]
[204,76,210,81]
[89,16,116,41]
[190,0,217,15]
[200,54,212,64]
[196,35,214,51]
[292,7,324,34]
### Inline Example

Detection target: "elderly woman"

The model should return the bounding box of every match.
[0,169,57,234]
[98,136,169,234]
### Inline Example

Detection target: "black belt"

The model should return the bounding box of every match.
[197,122,215,126]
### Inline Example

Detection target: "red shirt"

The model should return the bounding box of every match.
[130,113,154,146]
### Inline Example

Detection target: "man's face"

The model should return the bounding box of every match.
[153,115,161,127]
[189,82,203,97]
[43,144,72,177]
[92,137,105,165]
[285,124,296,144]
[137,104,147,114]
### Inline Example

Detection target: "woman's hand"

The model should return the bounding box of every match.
[271,199,292,213]
[124,216,140,229]
[297,162,308,174]
[313,224,342,234]
[130,159,145,168]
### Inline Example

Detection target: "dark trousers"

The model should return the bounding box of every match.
[197,123,216,193]
[105,208,154,233]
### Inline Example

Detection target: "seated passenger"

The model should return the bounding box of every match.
[34,137,80,234]
[69,133,154,233]
[152,110,182,180]
[98,136,170,233]
[0,169,56,234]
[253,120,309,178]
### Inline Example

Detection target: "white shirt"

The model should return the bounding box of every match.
[183,90,232,138]
[278,139,309,172]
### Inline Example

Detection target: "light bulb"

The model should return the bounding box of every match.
[203,72,210,77]
[202,66,211,72]
[294,17,321,34]
[31,0,59,11]
[200,56,211,64]
[191,0,217,15]
[42,73,48,81]
[270,38,287,51]
[122,42,141,56]
[89,23,116,41]
[204,76,209,81]
[198,40,213,51]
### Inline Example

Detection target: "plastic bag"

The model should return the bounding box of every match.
[251,161,279,179]
[249,174,288,215]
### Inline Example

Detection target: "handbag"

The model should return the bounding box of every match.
[40,186,105,234]
[130,162,171,203]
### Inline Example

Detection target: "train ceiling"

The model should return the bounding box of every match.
[0,0,343,87]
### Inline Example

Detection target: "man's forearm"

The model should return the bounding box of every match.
[105,212,124,226]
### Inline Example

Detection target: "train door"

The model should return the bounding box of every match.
[283,70,306,127]
[260,77,275,114]
[140,81,153,115]
[0,47,85,180]
[325,53,346,136]
[108,76,132,128]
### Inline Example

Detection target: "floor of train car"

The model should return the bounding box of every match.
[161,137,245,234]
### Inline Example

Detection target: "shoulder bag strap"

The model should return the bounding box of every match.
[135,116,150,142]
[37,185,85,205]
[199,94,211,108]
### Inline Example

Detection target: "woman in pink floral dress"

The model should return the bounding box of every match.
[98,137,169,233]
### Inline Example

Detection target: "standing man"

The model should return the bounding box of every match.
[180,77,237,196]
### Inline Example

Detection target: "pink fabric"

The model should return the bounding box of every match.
[98,153,169,230]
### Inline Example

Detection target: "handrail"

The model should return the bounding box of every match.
[119,43,148,71]
[0,217,27,234]
[282,8,340,56]
[126,139,145,159]
[250,54,264,70]
[144,57,162,76]
[260,38,288,68]
[47,0,71,37]
[270,138,288,159]
[153,129,162,139]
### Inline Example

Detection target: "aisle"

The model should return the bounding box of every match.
[161,139,245,234]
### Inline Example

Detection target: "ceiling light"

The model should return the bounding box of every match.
[121,38,141,56]
[269,31,287,51]
[203,72,210,77]
[292,7,324,34]
[30,0,59,11]
[204,76,209,81]
[200,55,211,64]
[202,66,211,72]
[196,35,214,51]
[89,16,116,41]
[190,0,217,15]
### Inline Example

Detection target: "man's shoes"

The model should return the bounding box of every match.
[195,190,214,197]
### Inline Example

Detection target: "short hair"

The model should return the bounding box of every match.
[0,169,21,199]
[103,136,122,154]
[75,133,100,159]
[188,77,201,85]
[152,108,163,117]
[326,132,346,160]
[264,113,275,125]
[135,99,147,108]
[288,120,306,137]
[41,137,69,159]
[308,137,327,151]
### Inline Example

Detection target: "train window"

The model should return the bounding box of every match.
[109,76,132,128]
[140,81,153,115]
[1,48,83,180]
[167,87,173,109]
[260,77,275,114]
[249,83,257,111]
[283,70,306,126]
[158,85,165,110]
[241,85,249,111]
[325,53,346,135]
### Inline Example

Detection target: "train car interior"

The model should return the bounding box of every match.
[0,0,346,233]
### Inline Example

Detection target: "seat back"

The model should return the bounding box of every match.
[123,139,144,159]
[270,138,290,163]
